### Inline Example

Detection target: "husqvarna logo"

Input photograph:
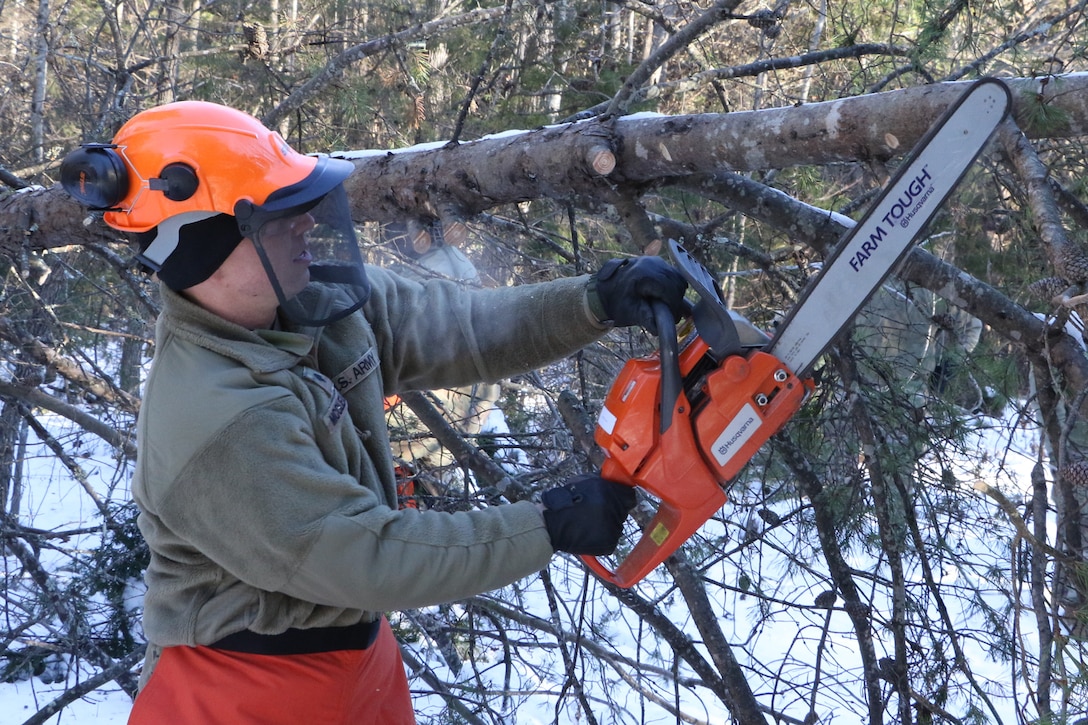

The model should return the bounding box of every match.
[711,403,762,467]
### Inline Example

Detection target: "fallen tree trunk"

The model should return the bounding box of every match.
[5,74,1087,256]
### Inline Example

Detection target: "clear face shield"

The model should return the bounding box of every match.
[244,184,371,327]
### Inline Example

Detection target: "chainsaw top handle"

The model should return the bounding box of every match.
[655,302,682,434]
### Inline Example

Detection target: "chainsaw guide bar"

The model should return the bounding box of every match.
[767,78,1012,377]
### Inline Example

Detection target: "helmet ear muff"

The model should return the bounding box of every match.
[59,144,130,209]
[150,162,199,202]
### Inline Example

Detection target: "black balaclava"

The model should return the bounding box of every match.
[136,213,244,291]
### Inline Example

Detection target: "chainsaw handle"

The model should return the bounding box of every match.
[582,318,728,588]
[580,398,729,587]
[580,303,710,587]
[581,487,726,587]
[655,303,682,434]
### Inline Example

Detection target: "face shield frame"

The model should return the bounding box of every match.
[236,161,370,328]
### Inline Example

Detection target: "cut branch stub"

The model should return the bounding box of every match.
[587,144,616,176]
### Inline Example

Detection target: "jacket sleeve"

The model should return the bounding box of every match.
[358,266,609,393]
[154,396,555,612]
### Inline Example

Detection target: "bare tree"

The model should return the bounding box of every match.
[3,0,1088,722]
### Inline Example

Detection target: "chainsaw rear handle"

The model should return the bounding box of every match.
[581,302,728,587]
[580,421,728,587]
[581,387,729,586]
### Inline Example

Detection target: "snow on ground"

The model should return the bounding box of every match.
[2,680,131,724]
[0,405,1049,723]
[1,430,136,724]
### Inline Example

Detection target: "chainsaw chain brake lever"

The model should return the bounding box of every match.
[666,239,771,356]
[667,240,742,358]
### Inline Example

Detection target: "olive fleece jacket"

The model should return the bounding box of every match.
[133,266,608,656]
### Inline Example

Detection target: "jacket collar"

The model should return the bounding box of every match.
[158,283,314,374]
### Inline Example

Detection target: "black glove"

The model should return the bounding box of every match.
[589,256,689,334]
[541,474,637,556]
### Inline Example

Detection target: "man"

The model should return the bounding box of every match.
[60,101,689,724]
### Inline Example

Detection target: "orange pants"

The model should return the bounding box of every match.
[128,618,414,724]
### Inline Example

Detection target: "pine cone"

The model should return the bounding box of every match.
[242,22,268,61]
[1027,276,1069,305]
[981,207,1014,234]
[1057,242,1088,285]
[1060,459,1088,487]
[745,9,779,29]
[931,312,957,330]
[757,507,782,526]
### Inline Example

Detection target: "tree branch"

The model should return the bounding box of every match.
[399,390,531,499]
[0,316,141,413]
[263,5,512,130]
[397,645,489,725]
[574,43,912,120]
[1000,119,1083,283]
[19,74,1088,256]
[605,0,745,117]
[0,381,136,458]
[19,406,116,526]
[781,439,884,721]
[554,387,770,722]
[680,163,1088,425]
[20,649,143,725]
[0,514,139,696]
[973,479,1069,560]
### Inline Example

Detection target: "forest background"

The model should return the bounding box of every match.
[2,0,1088,723]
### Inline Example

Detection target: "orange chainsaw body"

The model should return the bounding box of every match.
[583,333,813,587]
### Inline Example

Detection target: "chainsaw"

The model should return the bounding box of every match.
[584,77,1012,588]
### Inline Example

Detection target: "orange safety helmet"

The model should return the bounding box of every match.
[60,101,348,233]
